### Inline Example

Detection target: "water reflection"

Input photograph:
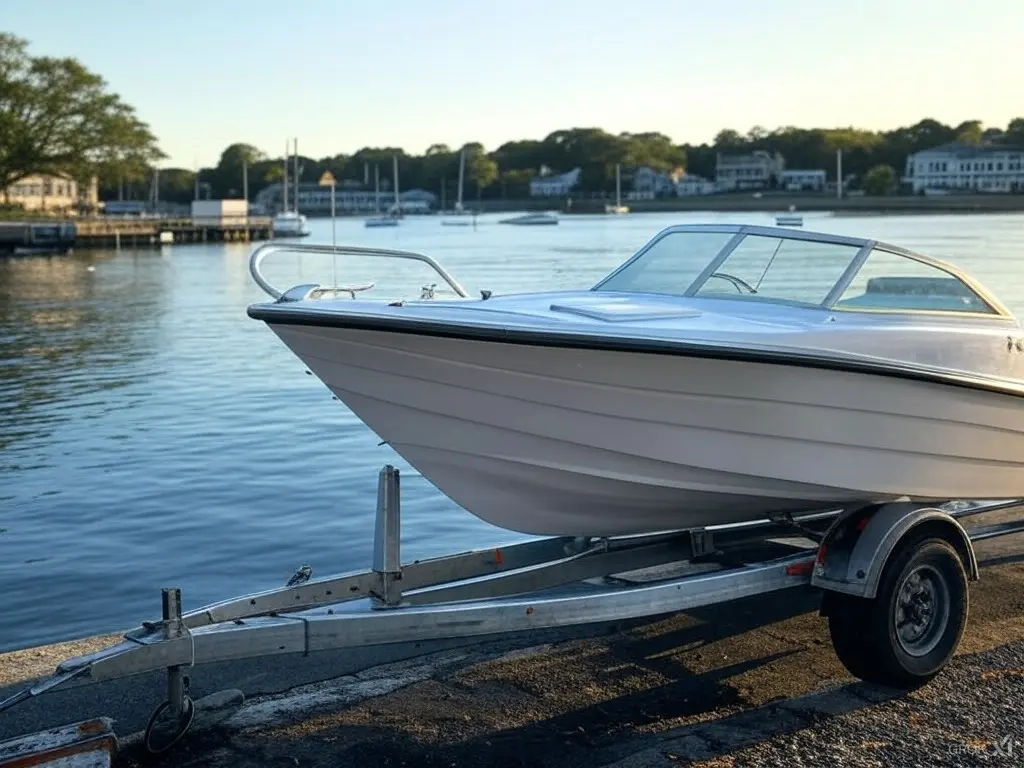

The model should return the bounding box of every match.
[0,252,164,468]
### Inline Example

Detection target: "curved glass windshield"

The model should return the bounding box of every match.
[594,231,735,295]
[594,227,1001,316]
[693,234,860,306]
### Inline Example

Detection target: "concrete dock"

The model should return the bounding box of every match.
[2,528,1023,767]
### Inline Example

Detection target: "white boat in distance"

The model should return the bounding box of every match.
[272,211,311,237]
[775,214,803,227]
[500,212,559,226]
[248,223,1024,537]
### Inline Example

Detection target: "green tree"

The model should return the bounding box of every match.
[492,140,545,174]
[467,151,498,197]
[0,33,163,203]
[155,168,197,204]
[862,164,897,195]
[621,132,686,173]
[499,169,532,198]
[1003,118,1024,146]
[954,120,983,144]
[713,129,745,151]
[210,143,266,198]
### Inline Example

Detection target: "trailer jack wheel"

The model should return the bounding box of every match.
[144,694,196,754]
[826,536,968,689]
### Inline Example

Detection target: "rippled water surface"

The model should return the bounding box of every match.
[3,210,1024,651]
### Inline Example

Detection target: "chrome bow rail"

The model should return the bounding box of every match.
[248,242,470,301]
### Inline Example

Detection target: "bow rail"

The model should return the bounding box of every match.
[248,241,470,301]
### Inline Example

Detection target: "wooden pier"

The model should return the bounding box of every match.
[72,216,274,249]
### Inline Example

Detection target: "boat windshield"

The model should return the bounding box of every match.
[593,228,1000,315]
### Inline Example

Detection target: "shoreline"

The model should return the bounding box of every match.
[293,194,1024,219]
[561,193,1024,216]
[4,194,1023,230]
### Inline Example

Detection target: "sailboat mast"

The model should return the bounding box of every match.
[282,141,289,212]
[616,163,621,207]
[457,150,465,211]
[293,138,300,215]
[393,154,400,214]
[374,164,380,214]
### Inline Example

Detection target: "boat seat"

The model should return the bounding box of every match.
[837,293,986,312]
[836,275,990,313]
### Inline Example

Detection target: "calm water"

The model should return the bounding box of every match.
[3,210,1024,652]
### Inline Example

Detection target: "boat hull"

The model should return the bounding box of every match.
[263,322,1024,536]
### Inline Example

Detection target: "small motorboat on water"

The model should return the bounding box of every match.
[247,223,1024,537]
[364,214,400,228]
[499,212,559,225]
[272,211,311,237]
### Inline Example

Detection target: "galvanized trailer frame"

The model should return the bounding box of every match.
[3,463,1024,755]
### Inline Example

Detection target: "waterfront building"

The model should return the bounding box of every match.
[904,142,1024,193]
[2,173,99,212]
[715,151,784,191]
[254,181,437,214]
[675,174,717,196]
[529,168,581,197]
[779,169,826,192]
[630,166,678,199]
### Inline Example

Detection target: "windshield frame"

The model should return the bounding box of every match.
[590,223,1012,319]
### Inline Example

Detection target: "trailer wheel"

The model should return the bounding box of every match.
[827,535,968,688]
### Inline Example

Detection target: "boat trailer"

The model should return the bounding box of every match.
[2,465,1024,759]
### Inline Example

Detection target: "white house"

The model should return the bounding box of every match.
[779,169,826,192]
[715,151,784,191]
[5,173,99,212]
[529,168,581,197]
[676,174,717,196]
[629,166,677,199]
[904,142,1024,193]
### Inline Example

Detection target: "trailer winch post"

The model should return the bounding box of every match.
[372,465,403,607]
[163,588,186,719]
[141,588,196,753]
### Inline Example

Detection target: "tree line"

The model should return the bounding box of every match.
[3,31,1023,208]
[154,118,1024,204]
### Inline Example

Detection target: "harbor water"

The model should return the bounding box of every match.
[3,210,1024,653]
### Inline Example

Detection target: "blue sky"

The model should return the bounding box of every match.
[5,0,1021,168]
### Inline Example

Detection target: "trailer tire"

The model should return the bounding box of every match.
[824,593,875,681]
[827,535,968,689]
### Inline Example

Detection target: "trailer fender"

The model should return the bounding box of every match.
[811,502,978,600]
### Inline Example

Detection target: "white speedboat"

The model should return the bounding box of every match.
[247,224,1024,537]
[272,210,311,237]
[500,212,559,226]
